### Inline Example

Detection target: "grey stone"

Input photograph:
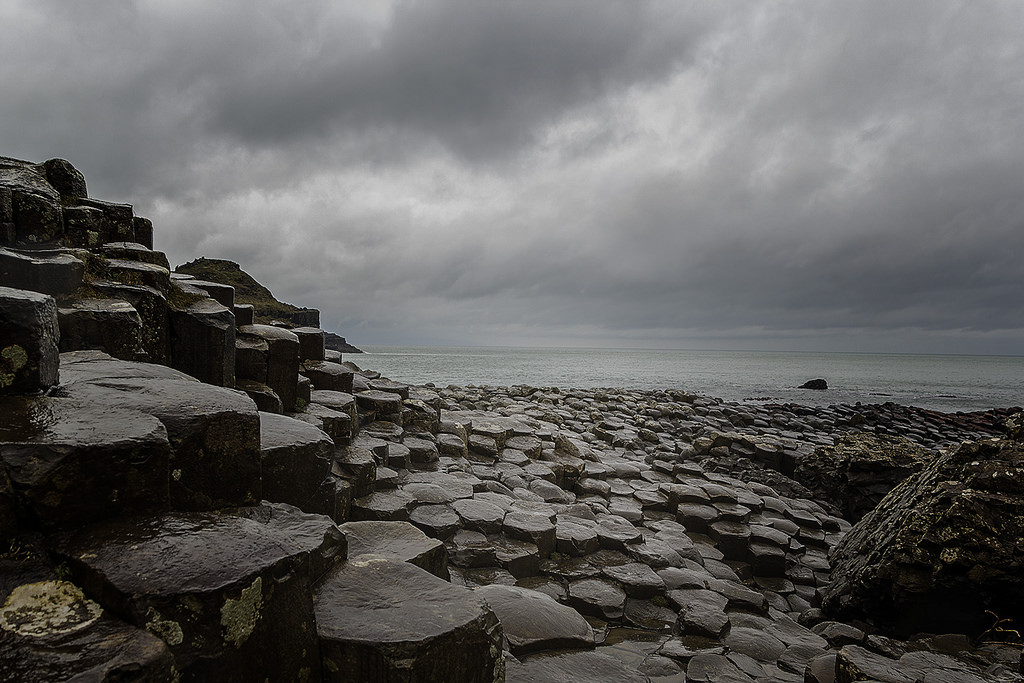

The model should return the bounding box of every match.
[0,286,59,394]
[54,502,344,682]
[0,395,170,531]
[259,412,334,513]
[315,557,503,683]
[475,583,594,655]
[58,298,143,360]
[340,520,449,580]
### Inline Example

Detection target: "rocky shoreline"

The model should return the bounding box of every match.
[2,156,1023,682]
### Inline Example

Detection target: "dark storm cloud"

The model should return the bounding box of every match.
[1,1,1023,353]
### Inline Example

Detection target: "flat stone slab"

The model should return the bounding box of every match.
[53,502,345,681]
[0,395,170,531]
[314,557,503,683]
[340,520,449,580]
[475,583,594,655]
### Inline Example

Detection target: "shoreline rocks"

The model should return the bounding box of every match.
[2,155,1023,681]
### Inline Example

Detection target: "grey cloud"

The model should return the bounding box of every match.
[1,1,1023,354]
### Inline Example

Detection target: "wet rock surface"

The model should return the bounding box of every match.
[2,157,1023,681]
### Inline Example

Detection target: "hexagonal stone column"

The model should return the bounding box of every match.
[0,286,59,394]
[314,556,503,682]
[54,502,346,682]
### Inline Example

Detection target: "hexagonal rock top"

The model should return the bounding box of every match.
[314,556,503,683]
[475,583,594,655]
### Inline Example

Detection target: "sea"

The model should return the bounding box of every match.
[354,346,1024,414]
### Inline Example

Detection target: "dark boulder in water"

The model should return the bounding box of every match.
[800,378,828,390]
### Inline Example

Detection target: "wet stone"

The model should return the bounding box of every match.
[315,557,503,683]
[0,579,177,682]
[53,358,260,511]
[595,515,643,550]
[475,583,594,655]
[507,648,647,683]
[556,519,601,556]
[722,626,787,662]
[0,396,170,531]
[54,502,344,682]
[341,520,448,580]
[600,562,665,599]
[446,529,497,568]
[350,489,414,522]
[623,598,677,631]
[409,503,461,540]
[677,503,719,534]
[451,497,505,534]
[684,652,755,682]
[670,588,730,638]
[259,412,333,514]
[568,578,627,621]
[503,511,556,556]
[491,535,542,578]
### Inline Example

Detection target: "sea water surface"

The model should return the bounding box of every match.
[356,346,1023,414]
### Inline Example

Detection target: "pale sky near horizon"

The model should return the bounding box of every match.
[2,1,1023,354]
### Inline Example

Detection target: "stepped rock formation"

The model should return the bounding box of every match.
[2,156,1023,681]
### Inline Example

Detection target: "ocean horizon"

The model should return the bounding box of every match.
[354,345,1024,414]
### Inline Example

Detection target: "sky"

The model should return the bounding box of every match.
[2,0,1023,354]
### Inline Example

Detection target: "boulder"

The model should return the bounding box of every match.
[800,379,828,390]
[314,556,503,682]
[53,502,345,682]
[0,395,170,531]
[237,324,299,412]
[340,520,449,580]
[0,286,59,394]
[92,280,171,363]
[0,158,63,246]
[41,158,87,201]
[0,579,177,682]
[822,437,1024,636]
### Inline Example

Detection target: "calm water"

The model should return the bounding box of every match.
[354,346,1024,414]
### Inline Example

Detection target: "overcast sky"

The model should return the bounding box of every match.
[3,1,1023,354]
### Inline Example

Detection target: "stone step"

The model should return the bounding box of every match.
[259,412,334,515]
[54,352,260,511]
[53,502,346,681]
[57,297,144,361]
[313,557,503,683]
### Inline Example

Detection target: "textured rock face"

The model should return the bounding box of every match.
[475,583,594,655]
[0,395,170,531]
[794,433,935,522]
[54,502,344,682]
[53,352,260,510]
[259,411,334,513]
[0,287,60,394]
[0,579,177,682]
[314,557,504,683]
[822,437,1024,635]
